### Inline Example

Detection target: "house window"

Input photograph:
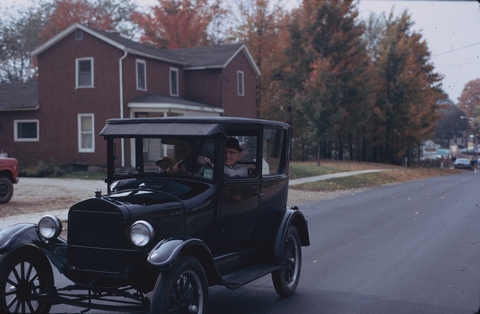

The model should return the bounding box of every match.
[170,67,179,96]
[136,59,147,90]
[237,71,244,96]
[76,58,94,88]
[14,120,39,142]
[78,114,95,153]
[74,30,83,40]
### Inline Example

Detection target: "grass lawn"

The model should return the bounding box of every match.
[290,160,460,191]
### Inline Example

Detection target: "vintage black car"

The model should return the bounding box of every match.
[0,117,309,313]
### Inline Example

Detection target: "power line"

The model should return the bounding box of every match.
[434,60,480,68]
[433,41,480,57]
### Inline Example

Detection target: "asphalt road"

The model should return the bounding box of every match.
[50,171,480,313]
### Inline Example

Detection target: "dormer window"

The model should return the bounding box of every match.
[136,59,147,91]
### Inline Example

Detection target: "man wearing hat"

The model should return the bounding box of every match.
[197,137,248,177]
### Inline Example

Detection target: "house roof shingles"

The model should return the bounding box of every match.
[0,81,39,111]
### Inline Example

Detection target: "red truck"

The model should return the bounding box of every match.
[0,157,19,203]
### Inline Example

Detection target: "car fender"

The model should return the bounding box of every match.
[0,223,40,254]
[148,237,212,268]
[274,208,310,261]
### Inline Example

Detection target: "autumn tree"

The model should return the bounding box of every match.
[0,1,54,82]
[458,79,480,147]
[229,0,294,130]
[278,0,373,161]
[369,10,444,164]
[457,78,480,119]
[39,0,138,43]
[131,0,228,49]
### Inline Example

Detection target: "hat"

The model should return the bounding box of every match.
[225,137,242,152]
[155,157,174,167]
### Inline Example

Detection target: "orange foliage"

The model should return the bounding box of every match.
[457,78,480,118]
[131,0,221,49]
[39,0,115,44]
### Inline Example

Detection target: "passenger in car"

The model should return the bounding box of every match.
[155,157,174,173]
[197,137,248,177]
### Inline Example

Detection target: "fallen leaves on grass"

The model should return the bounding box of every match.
[292,161,458,192]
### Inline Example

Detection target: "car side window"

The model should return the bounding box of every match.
[263,127,286,176]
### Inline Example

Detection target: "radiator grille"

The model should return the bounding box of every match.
[68,209,126,272]
[68,210,124,248]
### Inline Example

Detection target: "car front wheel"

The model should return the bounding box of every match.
[151,256,208,314]
[0,177,13,204]
[272,225,302,297]
[0,247,54,313]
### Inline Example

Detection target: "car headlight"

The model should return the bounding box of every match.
[130,220,154,247]
[38,215,62,240]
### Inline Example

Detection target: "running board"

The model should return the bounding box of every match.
[222,264,281,289]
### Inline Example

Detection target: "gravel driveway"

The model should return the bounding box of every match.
[0,178,107,218]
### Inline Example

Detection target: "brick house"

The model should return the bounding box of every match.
[0,23,260,170]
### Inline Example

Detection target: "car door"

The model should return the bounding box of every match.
[215,130,262,252]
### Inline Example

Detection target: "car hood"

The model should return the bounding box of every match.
[104,178,215,219]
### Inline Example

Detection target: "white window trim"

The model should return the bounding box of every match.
[78,114,95,153]
[136,59,147,91]
[75,57,94,88]
[237,71,244,96]
[170,67,179,96]
[14,119,39,142]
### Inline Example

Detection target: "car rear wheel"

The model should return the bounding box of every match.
[151,256,208,314]
[272,226,302,297]
[0,177,13,204]
[0,247,54,313]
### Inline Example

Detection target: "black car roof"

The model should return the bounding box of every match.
[100,117,289,137]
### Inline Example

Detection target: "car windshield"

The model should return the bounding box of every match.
[111,136,216,180]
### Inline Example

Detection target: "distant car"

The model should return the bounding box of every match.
[0,157,19,203]
[0,117,310,314]
[453,158,472,170]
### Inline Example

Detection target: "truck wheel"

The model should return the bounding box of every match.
[272,226,302,297]
[151,256,208,314]
[0,247,54,313]
[0,177,13,204]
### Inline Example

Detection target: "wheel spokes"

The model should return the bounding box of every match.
[4,261,43,313]
[282,236,298,284]
[169,273,199,313]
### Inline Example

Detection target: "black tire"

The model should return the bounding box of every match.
[272,226,302,297]
[0,247,54,313]
[0,177,14,204]
[151,256,208,314]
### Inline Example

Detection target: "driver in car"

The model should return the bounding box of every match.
[197,137,248,177]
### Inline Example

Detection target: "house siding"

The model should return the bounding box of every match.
[34,30,123,167]
[122,57,186,101]
[184,51,257,118]
[222,51,257,118]
[184,69,223,108]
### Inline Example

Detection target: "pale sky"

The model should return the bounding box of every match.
[358,1,480,103]
[4,0,479,102]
